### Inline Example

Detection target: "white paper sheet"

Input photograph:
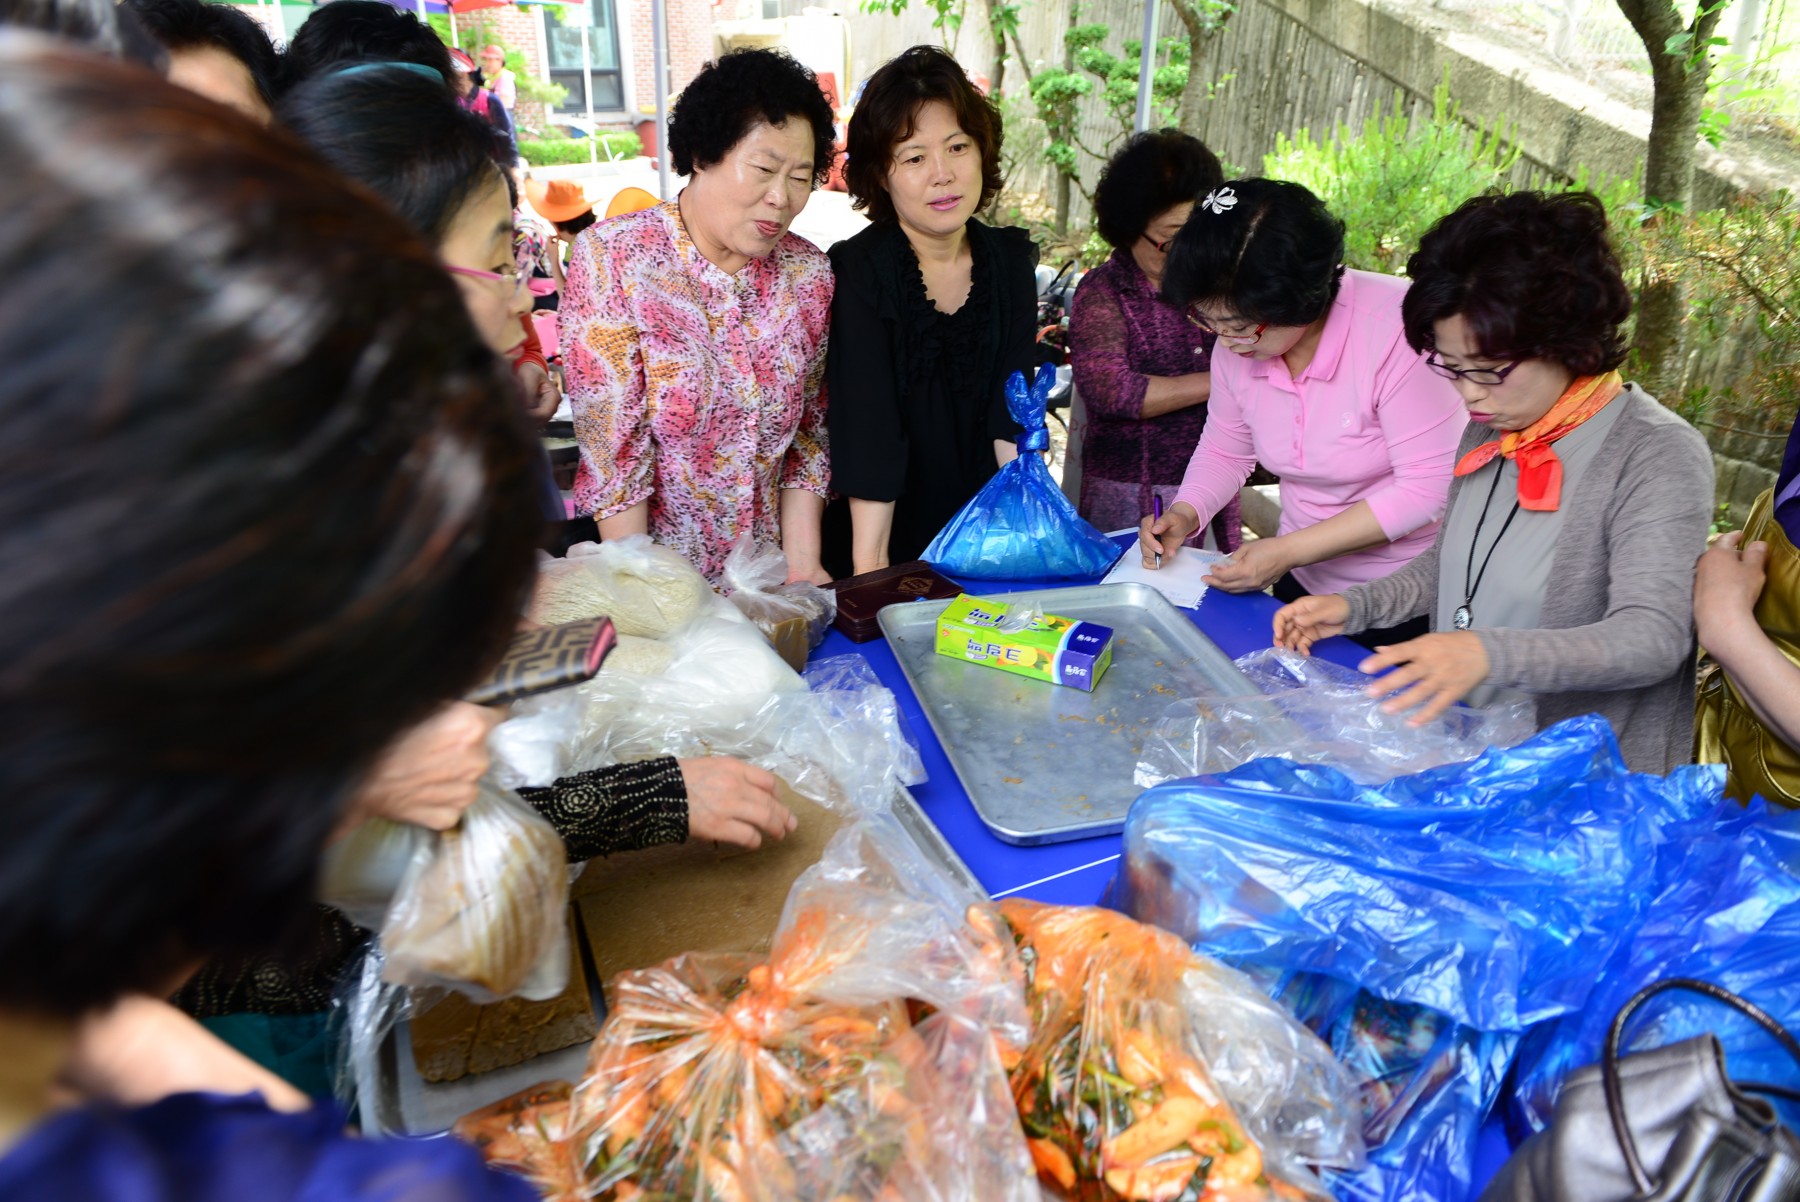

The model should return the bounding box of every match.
[1101,542,1226,609]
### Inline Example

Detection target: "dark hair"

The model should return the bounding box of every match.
[0,36,540,1013]
[556,209,598,238]
[280,67,503,244]
[667,47,836,185]
[282,0,452,92]
[122,0,282,104]
[1161,178,1346,327]
[1,0,115,51]
[1402,190,1632,375]
[1093,130,1223,250]
[845,44,1003,225]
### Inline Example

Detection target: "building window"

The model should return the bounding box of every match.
[545,0,623,113]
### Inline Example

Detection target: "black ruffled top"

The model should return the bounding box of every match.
[824,218,1041,570]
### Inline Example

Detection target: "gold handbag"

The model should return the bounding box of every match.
[1695,489,1800,808]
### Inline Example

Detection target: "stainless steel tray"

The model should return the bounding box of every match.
[879,583,1253,845]
[362,789,982,1137]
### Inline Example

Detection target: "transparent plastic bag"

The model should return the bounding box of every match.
[530,536,719,632]
[719,537,837,671]
[319,816,432,931]
[560,813,1030,1200]
[1135,648,1535,789]
[923,365,1120,581]
[381,781,570,1003]
[999,898,1359,1201]
[450,1081,584,1202]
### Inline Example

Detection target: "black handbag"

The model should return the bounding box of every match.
[1482,978,1800,1202]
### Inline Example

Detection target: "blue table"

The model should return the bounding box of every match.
[817,539,1370,906]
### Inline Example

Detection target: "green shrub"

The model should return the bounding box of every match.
[1264,80,1522,275]
[519,133,642,167]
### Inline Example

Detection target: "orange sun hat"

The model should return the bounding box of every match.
[524,178,594,224]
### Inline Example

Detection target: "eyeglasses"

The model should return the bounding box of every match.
[1423,356,1522,386]
[1187,307,1267,344]
[1144,233,1174,254]
[445,261,530,301]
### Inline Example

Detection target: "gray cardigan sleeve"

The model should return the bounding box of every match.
[1341,535,1443,635]
[1475,419,1713,692]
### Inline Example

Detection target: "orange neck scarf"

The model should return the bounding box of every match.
[1453,371,1623,511]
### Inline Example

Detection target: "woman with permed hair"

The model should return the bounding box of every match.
[560,47,837,582]
[1142,179,1465,645]
[822,44,1040,576]
[1274,190,1714,773]
[1067,129,1240,546]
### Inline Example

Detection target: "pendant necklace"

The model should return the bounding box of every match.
[1455,462,1523,630]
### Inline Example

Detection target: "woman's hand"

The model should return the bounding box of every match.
[1358,632,1490,725]
[678,757,796,850]
[59,996,311,1113]
[516,360,561,426]
[1202,537,1292,593]
[1138,502,1201,568]
[1273,594,1350,654]
[338,703,501,836]
[785,557,831,587]
[1695,530,1768,650]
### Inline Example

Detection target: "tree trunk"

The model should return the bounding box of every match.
[1165,0,1230,138]
[1177,22,1210,135]
[983,0,1005,94]
[1614,0,1730,397]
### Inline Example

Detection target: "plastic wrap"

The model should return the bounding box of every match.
[381,781,571,1003]
[450,1081,584,1202]
[1510,794,1800,1134]
[923,365,1121,581]
[718,537,837,671]
[1135,649,1535,789]
[1113,716,1724,1202]
[1000,899,1360,1201]
[559,812,1032,1201]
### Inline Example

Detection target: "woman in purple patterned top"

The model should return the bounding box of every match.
[1068,131,1241,548]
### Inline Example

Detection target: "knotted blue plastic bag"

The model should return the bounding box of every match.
[1111,715,1724,1202]
[922,365,1119,580]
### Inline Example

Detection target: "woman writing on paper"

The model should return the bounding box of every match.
[1139,179,1464,646]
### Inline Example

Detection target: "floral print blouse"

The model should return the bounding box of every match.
[561,200,833,579]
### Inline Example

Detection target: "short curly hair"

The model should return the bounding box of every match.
[1160,178,1345,327]
[667,48,836,185]
[1093,130,1223,249]
[1402,190,1632,375]
[845,45,1003,225]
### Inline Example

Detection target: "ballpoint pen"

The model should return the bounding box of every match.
[1152,495,1163,570]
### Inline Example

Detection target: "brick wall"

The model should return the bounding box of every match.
[626,0,717,114]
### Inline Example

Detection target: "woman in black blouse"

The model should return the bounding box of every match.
[824,45,1040,576]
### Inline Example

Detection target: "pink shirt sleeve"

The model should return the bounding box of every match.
[1172,352,1255,522]
[779,279,832,497]
[562,231,653,519]
[1358,335,1466,540]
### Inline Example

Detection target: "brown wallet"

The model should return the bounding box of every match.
[827,560,962,642]
[464,616,617,706]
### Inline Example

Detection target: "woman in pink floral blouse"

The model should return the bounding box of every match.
[561,49,838,582]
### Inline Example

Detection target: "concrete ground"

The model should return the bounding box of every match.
[525,157,870,252]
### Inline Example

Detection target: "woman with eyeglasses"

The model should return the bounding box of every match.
[1274,191,1713,773]
[1066,130,1240,547]
[1142,178,1465,645]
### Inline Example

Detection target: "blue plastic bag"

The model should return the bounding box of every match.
[1112,716,1724,1202]
[1116,716,1719,1031]
[1509,794,1800,1135]
[922,365,1120,580]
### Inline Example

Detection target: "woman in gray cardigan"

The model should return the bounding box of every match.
[1272,191,1712,774]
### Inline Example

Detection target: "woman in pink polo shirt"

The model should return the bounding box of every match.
[1138,178,1464,644]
